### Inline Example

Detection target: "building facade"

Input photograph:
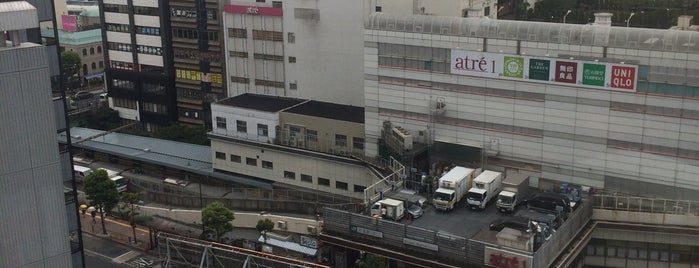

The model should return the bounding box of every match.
[363,13,699,200]
[0,2,83,267]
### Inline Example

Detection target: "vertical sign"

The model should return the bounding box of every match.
[528,59,550,81]
[503,56,524,78]
[555,61,577,84]
[582,63,606,86]
[610,65,636,90]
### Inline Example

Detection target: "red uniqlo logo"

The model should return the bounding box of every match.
[555,61,577,84]
[610,66,636,90]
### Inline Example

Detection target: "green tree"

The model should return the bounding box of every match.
[202,202,235,240]
[84,169,120,235]
[153,124,211,145]
[60,51,81,85]
[360,254,388,268]
[84,107,122,131]
[120,192,143,243]
[255,219,275,241]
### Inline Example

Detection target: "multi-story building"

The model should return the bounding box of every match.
[41,28,104,79]
[99,0,175,129]
[378,0,499,18]
[0,2,83,267]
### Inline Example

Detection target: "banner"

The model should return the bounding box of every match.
[450,50,638,92]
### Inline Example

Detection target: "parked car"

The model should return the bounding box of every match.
[406,204,424,219]
[489,217,530,232]
[72,91,94,101]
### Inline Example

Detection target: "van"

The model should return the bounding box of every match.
[73,165,92,182]
[110,176,128,193]
[527,192,571,216]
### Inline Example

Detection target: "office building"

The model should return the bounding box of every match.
[0,2,83,267]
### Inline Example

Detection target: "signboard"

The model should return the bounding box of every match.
[450,50,638,92]
[224,5,283,16]
[350,225,383,238]
[300,236,318,249]
[62,15,77,32]
[484,247,532,268]
[403,238,438,251]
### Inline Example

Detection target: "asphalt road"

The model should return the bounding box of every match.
[83,233,159,267]
[406,199,518,238]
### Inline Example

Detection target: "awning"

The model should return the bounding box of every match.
[258,235,318,256]
[84,72,103,80]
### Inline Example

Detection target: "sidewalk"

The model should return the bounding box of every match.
[79,210,154,253]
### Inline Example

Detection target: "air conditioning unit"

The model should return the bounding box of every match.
[277,220,287,230]
[307,225,318,234]
[391,126,413,150]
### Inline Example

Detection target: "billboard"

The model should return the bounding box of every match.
[224,5,283,16]
[62,15,77,32]
[450,50,638,92]
[484,246,532,268]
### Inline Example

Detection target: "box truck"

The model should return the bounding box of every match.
[370,198,405,221]
[433,166,475,211]
[466,170,503,210]
[496,173,530,213]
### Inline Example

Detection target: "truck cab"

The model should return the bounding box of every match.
[466,188,488,210]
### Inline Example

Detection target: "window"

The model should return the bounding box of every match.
[113,98,137,109]
[336,181,348,190]
[284,171,295,180]
[301,174,312,183]
[254,79,285,88]
[97,46,102,53]
[289,83,297,90]
[262,160,273,169]
[272,1,282,8]
[215,152,226,160]
[91,63,96,70]
[236,120,247,133]
[257,124,268,136]
[375,6,382,12]
[90,47,95,55]
[287,32,295,43]
[82,48,87,56]
[254,53,284,61]
[230,76,250,84]
[484,6,490,16]
[230,154,241,163]
[229,51,248,58]
[335,134,347,147]
[228,28,247,38]
[318,177,330,186]
[289,56,296,63]
[354,185,366,193]
[216,116,226,129]
[252,30,283,41]
[99,61,103,68]
[307,129,318,142]
[353,137,364,150]
[246,157,257,166]
[256,0,264,2]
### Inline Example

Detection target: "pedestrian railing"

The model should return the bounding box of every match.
[591,194,699,216]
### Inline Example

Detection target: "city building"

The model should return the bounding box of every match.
[0,2,83,267]
[378,0,499,19]
[41,28,104,79]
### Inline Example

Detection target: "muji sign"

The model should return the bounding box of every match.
[224,5,283,16]
[450,49,638,92]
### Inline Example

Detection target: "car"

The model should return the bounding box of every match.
[72,91,94,101]
[489,217,530,232]
[99,92,108,102]
[406,204,424,219]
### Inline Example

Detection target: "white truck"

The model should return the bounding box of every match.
[496,173,530,213]
[433,166,475,211]
[370,198,405,221]
[466,170,503,210]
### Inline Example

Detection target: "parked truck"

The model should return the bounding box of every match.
[370,198,405,221]
[466,170,503,210]
[496,173,530,213]
[433,166,475,211]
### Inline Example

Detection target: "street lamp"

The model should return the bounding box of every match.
[563,10,572,24]
[626,12,635,27]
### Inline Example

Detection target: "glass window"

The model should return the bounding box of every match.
[335,134,347,147]
[627,249,638,259]
[289,56,296,63]
[318,177,330,186]
[336,181,348,190]
[287,32,295,43]
[284,171,295,180]
[354,185,366,193]
[230,154,241,163]
[215,152,225,160]
[353,137,364,150]
[639,249,648,259]
[237,120,247,133]
[257,124,268,136]
[216,117,227,129]
[246,157,257,166]
[262,161,273,169]
[301,174,312,183]
[307,129,318,142]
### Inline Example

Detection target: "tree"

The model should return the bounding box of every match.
[120,192,143,243]
[360,254,388,268]
[256,219,275,241]
[60,51,81,86]
[202,202,235,240]
[84,169,120,235]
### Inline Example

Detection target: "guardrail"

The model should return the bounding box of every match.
[591,194,699,216]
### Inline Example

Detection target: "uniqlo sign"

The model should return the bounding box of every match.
[554,61,577,84]
[610,66,636,90]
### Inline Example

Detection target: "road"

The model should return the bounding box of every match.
[83,233,159,267]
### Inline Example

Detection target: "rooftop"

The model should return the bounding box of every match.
[284,100,365,124]
[216,93,307,113]
[40,28,102,46]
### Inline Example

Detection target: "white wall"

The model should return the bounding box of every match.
[211,104,279,143]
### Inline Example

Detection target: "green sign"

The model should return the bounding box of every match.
[582,63,606,86]
[529,59,550,81]
[503,56,524,78]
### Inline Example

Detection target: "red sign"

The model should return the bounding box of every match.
[62,15,77,32]
[224,5,283,16]
[610,66,636,90]
[485,247,532,268]
[554,61,577,84]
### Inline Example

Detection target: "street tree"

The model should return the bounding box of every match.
[60,51,81,86]
[255,219,275,241]
[120,192,144,243]
[202,202,235,240]
[83,169,120,235]
[360,254,388,268]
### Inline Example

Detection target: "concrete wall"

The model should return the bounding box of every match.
[593,209,699,229]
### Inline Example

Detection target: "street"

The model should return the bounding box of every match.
[83,233,159,267]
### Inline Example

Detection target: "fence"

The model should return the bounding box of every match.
[531,199,592,268]
[591,194,699,215]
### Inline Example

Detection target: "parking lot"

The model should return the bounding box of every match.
[405,199,518,238]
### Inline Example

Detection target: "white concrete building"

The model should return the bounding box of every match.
[378,0,499,19]
[364,13,699,200]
